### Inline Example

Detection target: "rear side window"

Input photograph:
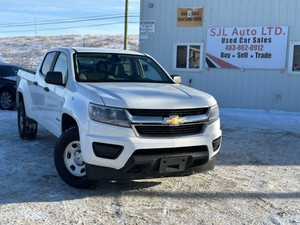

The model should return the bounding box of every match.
[41,52,56,75]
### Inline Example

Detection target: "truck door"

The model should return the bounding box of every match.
[32,51,57,128]
[43,52,68,136]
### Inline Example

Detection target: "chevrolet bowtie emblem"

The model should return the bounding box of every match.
[163,116,185,126]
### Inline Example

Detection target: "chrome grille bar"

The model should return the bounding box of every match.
[125,109,210,124]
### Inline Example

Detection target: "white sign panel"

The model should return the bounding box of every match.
[206,26,288,69]
[140,20,155,35]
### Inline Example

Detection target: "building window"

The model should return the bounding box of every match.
[176,46,187,68]
[174,43,203,71]
[289,42,300,75]
[189,45,201,69]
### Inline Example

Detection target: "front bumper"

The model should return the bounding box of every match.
[80,118,222,173]
[86,155,216,180]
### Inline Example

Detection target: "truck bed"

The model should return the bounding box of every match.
[17,68,35,82]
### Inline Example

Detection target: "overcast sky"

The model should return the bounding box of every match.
[0,0,140,37]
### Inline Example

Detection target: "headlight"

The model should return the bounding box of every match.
[89,103,130,127]
[208,104,219,125]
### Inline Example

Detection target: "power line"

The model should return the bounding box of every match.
[0,15,139,28]
[0,13,139,27]
[0,22,139,34]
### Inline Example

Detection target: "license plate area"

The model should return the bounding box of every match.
[159,156,188,173]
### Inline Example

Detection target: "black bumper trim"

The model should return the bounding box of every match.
[86,152,215,181]
[92,142,124,159]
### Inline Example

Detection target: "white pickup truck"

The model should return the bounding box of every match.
[17,48,222,188]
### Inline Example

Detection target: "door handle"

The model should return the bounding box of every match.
[44,87,49,92]
[33,81,38,86]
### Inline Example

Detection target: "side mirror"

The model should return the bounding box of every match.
[171,75,182,84]
[45,71,64,86]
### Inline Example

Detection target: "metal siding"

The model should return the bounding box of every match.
[140,0,300,112]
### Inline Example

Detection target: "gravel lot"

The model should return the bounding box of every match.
[0,109,299,224]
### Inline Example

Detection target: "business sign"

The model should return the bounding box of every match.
[177,8,203,27]
[206,26,288,69]
[140,20,155,35]
[140,20,155,40]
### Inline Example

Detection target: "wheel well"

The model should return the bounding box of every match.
[17,92,24,107]
[62,114,78,133]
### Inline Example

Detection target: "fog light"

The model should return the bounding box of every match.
[92,142,124,159]
[212,136,222,152]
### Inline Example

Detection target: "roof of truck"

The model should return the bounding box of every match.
[53,47,144,55]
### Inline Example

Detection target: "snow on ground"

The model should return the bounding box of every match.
[0,108,299,224]
[0,34,139,69]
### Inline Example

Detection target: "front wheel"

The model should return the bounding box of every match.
[18,101,37,140]
[54,127,95,188]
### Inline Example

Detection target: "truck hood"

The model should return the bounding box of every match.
[80,82,217,109]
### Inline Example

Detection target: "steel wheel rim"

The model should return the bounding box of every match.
[0,92,12,109]
[63,141,86,177]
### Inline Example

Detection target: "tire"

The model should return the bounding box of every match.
[54,127,95,189]
[0,90,14,110]
[18,101,38,140]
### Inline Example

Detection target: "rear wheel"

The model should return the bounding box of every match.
[0,90,14,110]
[18,101,37,140]
[54,127,95,188]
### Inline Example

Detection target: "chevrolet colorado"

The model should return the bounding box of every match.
[17,48,222,188]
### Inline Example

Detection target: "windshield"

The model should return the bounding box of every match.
[74,53,173,83]
[0,65,19,78]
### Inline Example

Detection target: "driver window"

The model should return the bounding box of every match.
[53,53,68,84]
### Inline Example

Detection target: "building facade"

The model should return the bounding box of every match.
[139,0,300,112]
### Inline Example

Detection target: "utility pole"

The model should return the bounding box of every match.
[124,0,129,50]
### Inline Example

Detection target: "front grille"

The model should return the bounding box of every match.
[134,123,205,136]
[127,108,208,117]
[132,145,208,156]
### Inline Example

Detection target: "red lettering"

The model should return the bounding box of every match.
[216,28,227,36]
[251,30,257,35]
[262,27,267,35]
[275,27,282,35]
[246,28,251,35]
[267,27,274,35]
[210,28,216,36]
[232,28,238,36]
